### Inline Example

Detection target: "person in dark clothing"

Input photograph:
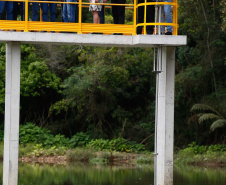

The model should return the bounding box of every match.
[0,1,13,20]
[41,0,57,22]
[99,5,105,24]
[22,2,39,21]
[137,0,155,34]
[13,2,23,20]
[111,0,126,24]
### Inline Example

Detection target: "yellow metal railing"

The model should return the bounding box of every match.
[0,0,178,35]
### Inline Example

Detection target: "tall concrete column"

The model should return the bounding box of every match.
[156,47,175,185]
[3,42,21,185]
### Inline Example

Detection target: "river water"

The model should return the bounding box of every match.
[0,163,225,185]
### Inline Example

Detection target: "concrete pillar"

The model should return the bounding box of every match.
[3,42,21,185]
[156,47,175,185]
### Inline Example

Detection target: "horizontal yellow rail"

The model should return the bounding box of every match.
[0,0,178,35]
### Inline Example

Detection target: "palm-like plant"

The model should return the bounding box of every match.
[190,104,226,132]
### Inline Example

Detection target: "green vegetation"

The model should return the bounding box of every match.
[17,123,146,153]
[175,142,226,165]
[87,138,145,152]
[0,124,225,165]
[0,123,148,164]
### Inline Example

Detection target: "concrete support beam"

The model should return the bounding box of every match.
[156,47,175,185]
[3,42,21,185]
[0,32,187,47]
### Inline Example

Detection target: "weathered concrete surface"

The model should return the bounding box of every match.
[0,32,187,47]
[3,42,21,185]
[156,47,175,185]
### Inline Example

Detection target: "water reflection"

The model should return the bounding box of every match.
[174,165,226,185]
[0,162,225,185]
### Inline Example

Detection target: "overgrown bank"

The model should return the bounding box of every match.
[0,123,225,166]
[175,142,226,166]
[0,123,153,165]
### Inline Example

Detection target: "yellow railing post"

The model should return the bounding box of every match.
[176,0,178,35]
[172,0,175,35]
[144,0,147,35]
[78,0,82,34]
[172,0,178,35]
[133,0,137,35]
[24,0,29,32]
[40,6,43,22]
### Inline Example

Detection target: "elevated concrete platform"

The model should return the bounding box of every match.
[0,31,187,47]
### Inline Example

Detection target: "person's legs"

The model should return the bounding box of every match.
[0,2,6,20]
[92,11,100,24]
[67,0,76,23]
[63,0,68,22]
[49,1,56,22]
[61,3,64,22]
[74,0,78,23]
[117,0,125,24]
[22,2,30,21]
[19,3,24,21]
[6,2,13,20]
[160,5,165,34]
[146,0,154,34]
[164,0,172,33]
[99,5,105,24]
[41,3,48,21]
[32,3,39,21]
[13,2,19,20]
[111,0,118,24]
[136,0,144,34]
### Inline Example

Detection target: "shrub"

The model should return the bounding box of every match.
[87,139,110,150]
[187,142,207,154]
[87,138,146,152]
[19,123,69,147]
[208,144,226,152]
[109,138,145,152]
[66,148,95,162]
[19,123,54,145]
[69,132,91,148]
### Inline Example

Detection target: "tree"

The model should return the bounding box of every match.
[190,103,226,144]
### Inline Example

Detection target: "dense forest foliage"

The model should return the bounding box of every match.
[0,0,225,150]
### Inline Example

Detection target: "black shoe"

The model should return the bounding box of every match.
[165,32,172,35]
[111,33,123,35]
[89,32,103,34]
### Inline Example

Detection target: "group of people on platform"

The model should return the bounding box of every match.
[0,0,173,35]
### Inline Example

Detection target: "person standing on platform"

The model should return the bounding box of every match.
[63,0,78,23]
[41,0,57,22]
[61,0,64,22]
[32,3,39,21]
[0,1,13,20]
[22,2,39,21]
[161,0,173,35]
[89,0,103,24]
[99,2,105,24]
[137,0,155,34]
[111,0,125,24]
[13,2,23,20]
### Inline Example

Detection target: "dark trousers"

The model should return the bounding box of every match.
[99,5,105,24]
[111,0,126,24]
[13,2,23,20]
[137,0,155,34]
